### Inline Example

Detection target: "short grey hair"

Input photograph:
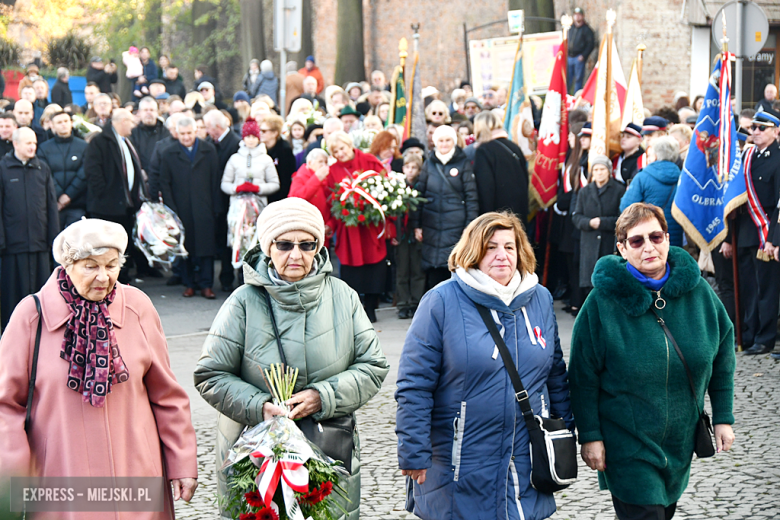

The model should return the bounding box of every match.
[303,76,318,87]
[165,112,184,130]
[12,126,35,143]
[138,96,158,109]
[306,148,328,166]
[61,246,127,269]
[203,109,228,129]
[176,116,196,133]
[652,136,680,163]
[57,67,69,80]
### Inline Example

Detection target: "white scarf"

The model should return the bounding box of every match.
[455,267,538,305]
[435,147,456,165]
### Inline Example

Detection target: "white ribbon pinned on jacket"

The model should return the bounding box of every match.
[251,446,312,520]
[338,170,388,238]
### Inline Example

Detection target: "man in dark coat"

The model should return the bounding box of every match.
[733,110,780,356]
[567,7,595,94]
[83,109,144,284]
[86,57,118,94]
[130,97,170,177]
[158,116,222,299]
[37,111,88,230]
[0,127,59,329]
[204,109,240,292]
[162,64,187,99]
[0,113,17,158]
[473,129,529,223]
[50,67,73,107]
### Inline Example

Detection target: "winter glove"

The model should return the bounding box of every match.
[236,182,260,194]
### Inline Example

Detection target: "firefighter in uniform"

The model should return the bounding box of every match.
[731,109,780,356]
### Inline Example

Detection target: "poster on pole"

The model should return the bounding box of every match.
[469,31,562,97]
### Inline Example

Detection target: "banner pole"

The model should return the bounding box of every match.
[605,10,616,157]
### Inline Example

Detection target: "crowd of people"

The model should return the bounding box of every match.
[3,24,779,518]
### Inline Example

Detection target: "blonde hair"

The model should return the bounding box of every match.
[473,111,502,143]
[668,123,692,144]
[425,99,451,124]
[448,211,536,274]
[326,130,354,151]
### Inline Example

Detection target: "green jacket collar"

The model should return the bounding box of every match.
[591,246,701,317]
[242,246,333,311]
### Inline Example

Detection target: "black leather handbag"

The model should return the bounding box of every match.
[261,288,355,473]
[476,304,578,494]
[652,309,716,458]
[24,295,43,433]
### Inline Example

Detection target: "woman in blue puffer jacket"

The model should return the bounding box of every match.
[395,211,574,520]
[619,136,683,246]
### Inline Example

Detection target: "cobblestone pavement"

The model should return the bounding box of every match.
[174,301,780,519]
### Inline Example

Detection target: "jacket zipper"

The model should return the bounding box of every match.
[661,326,670,468]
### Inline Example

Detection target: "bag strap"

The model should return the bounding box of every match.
[650,308,702,416]
[24,295,43,434]
[494,139,522,165]
[433,162,463,198]
[260,287,287,365]
[475,304,538,430]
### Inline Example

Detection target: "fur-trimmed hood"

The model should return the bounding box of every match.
[591,246,701,316]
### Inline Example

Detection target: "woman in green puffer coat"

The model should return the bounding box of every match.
[194,198,390,520]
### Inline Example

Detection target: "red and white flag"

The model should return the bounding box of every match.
[580,39,627,111]
[589,37,627,168]
[532,37,568,208]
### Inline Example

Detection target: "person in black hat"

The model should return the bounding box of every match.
[635,116,669,171]
[567,7,595,94]
[729,108,780,356]
[615,122,644,184]
[338,105,361,133]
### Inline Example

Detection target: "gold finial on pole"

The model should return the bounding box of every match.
[721,12,729,56]
[636,43,646,86]
[561,14,573,39]
[399,37,408,67]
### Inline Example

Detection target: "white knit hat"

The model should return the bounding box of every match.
[52,218,128,266]
[432,124,457,145]
[257,198,326,256]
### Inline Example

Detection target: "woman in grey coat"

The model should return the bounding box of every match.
[411,125,479,290]
[572,155,625,300]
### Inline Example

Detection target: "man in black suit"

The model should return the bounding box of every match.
[86,57,118,94]
[204,109,240,291]
[731,109,780,356]
[0,113,17,157]
[158,116,222,299]
[83,108,143,284]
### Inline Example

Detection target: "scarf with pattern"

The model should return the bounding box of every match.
[57,267,129,407]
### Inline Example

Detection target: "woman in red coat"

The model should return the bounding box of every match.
[325,130,395,322]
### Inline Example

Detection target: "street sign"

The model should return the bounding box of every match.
[712,0,769,57]
[507,10,524,34]
[274,0,302,53]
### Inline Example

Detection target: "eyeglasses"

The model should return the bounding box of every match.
[751,124,773,132]
[625,231,666,249]
[272,239,318,252]
[431,111,444,116]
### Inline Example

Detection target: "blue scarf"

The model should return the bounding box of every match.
[180,138,199,162]
[626,262,670,291]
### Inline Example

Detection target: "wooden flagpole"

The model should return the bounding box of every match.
[605,9,615,157]
[636,43,646,87]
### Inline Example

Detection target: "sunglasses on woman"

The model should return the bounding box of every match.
[625,231,665,249]
[272,239,318,252]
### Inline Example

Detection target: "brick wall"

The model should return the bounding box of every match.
[554,0,692,111]
[312,0,510,96]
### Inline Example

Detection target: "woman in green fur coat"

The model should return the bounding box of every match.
[569,203,736,520]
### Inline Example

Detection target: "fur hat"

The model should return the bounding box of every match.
[53,218,128,266]
[257,198,325,256]
[242,117,261,139]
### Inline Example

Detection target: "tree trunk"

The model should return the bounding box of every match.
[508,0,556,34]
[240,0,265,69]
[144,0,163,53]
[334,0,365,85]
[192,0,218,74]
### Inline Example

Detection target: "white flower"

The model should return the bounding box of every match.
[412,190,419,197]
[406,186,413,194]
[381,204,388,211]
[388,186,394,193]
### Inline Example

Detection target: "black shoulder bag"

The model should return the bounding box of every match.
[261,288,355,473]
[651,309,716,458]
[475,304,577,493]
[25,295,44,433]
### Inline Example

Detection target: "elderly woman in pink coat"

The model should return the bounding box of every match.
[0,219,198,519]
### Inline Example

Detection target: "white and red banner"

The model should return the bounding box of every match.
[589,37,627,169]
[533,38,568,208]
[621,59,644,128]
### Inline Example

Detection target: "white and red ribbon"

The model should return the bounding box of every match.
[251,446,311,520]
[742,145,769,248]
[337,170,388,238]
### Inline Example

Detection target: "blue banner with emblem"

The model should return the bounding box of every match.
[672,59,746,250]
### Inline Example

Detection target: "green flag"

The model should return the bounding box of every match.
[389,65,407,128]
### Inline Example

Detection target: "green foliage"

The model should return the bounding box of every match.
[171,0,241,71]
[46,32,92,70]
[87,0,163,60]
[0,37,19,68]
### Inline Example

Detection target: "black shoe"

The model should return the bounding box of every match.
[398,309,410,319]
[366,308,378,323]
[166,276,182,286]
[743,343,773,355]
[222,285,233,292]
[770,352,780,360]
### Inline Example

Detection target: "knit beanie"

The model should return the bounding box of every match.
[257,198,326,256]
[242,117,261,140]
[590,154,612,171]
